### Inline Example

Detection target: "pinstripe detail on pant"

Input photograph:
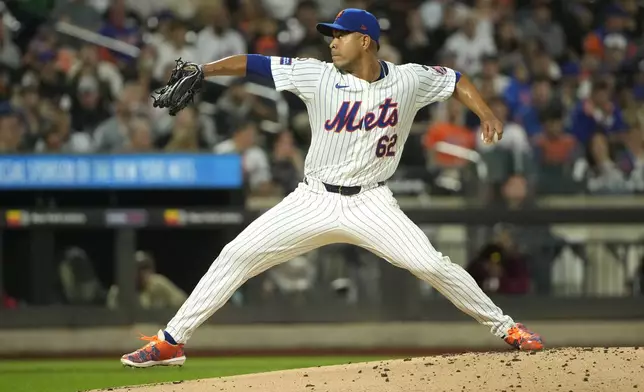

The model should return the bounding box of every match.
[165,183,515,343]
[166,183,346,343]
[339,186,515,337]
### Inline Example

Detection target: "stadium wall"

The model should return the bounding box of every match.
[2,320,643,358]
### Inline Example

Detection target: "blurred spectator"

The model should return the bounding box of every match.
[513,77,557,137]
[68,44,124,100]
[34,123,66,153]
[424,99,475,169]
[153,19,198,83]
[0,66,13,101]
[464,75,498,129]
[492,175,565,294]
[466,240,531,296]
[58,246,108,306]
[52,0,103,48]
[107,251,187,309]
[476,54,511,96]
[533,107,580,194]
[164,106,202,152]
[424,99,476,192]
[377,35,402,65]
[401,8,431,65]
[97,0,143,72]
[520,1,566,60]
[135,45,159,93]
[602,33,631,76]
[493,17,523,73]
[420,0,470,32]
[235,0,278,47]
[0,25,21,70]
[214,121,274,195]
[122,116,155,153]
[215,78,278,135]
[559,63,582,112]
[31,50,70,102]
[503,62,532,118]
[124,0,188,21]
[422,2,462,64]
[34,99,92,153]
[251,16,281,56]
[196,2,247,65]
[262,255,318,305]
[618,85,644,137]
[583,4,629,60]
[614,128,644,190]
[93,83,146,152]
[618,0,644,36]
[0,103,25,153]
[68,73,112,134]
[263,0,298,21]
[568,80,628,147]
[146,10,176,51]
[528,50,561,82]
[14,75,48,148]
[135,250,187,309]
[533,107,579,167]
[278,0,328,58]
[499,174,530,210]
[585,128,630,193]
[271,130,304,195]
[444,13,496,75]
[20,25,56,71]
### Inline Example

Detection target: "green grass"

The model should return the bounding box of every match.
[0,356,387,392]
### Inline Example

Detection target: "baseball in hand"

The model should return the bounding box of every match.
[481,131,498,145]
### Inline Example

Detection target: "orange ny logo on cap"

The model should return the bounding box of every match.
[335,10,344,21]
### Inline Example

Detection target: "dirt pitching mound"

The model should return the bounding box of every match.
[101,347,643,392]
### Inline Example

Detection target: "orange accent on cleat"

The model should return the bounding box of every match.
[504,323,544,351]
[120,330,186,368]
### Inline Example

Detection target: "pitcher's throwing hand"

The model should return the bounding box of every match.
[480,115,504,145]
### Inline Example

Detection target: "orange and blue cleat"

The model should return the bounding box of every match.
[504,323,544,351]
[121,330,186,368]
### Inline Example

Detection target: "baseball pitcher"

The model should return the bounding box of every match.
[121,8,543,368]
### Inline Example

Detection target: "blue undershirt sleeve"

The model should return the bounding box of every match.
[246,54,272,79]
[455,71,462,84]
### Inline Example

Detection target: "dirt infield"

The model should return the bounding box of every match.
[99,347,643,392]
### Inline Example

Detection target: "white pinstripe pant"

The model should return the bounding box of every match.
[165,179,515,343]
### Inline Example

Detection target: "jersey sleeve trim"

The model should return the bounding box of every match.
[246,54,272,79]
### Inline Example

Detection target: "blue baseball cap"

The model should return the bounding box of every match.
[316,8,380,46]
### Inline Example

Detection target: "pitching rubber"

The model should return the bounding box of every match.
[120,356,186,368]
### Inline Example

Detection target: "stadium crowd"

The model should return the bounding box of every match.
[0,0,642,198]
[3,0,644,308]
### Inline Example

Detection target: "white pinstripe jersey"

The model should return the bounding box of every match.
[270,56,457,186]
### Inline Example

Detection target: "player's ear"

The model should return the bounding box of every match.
[362,35,370,50]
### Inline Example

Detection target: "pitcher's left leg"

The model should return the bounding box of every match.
[342,187,543,350]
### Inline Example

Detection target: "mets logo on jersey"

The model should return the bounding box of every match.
[324,99,399,133]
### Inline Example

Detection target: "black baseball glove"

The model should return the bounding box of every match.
[151,58,204,116]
